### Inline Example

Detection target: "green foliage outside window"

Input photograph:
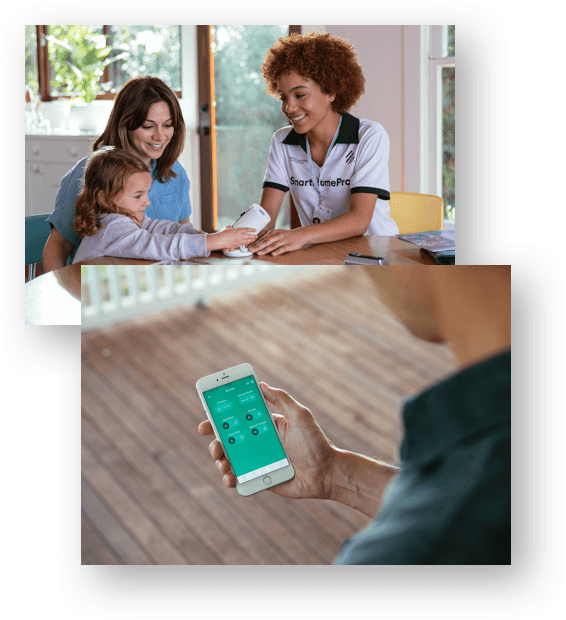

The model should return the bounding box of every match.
[47,25,121,102]
[212,25,288,127]
[443,67,455,220]
[106,26,181,93]
[443,26,455,221]
[447,25,455,56]
[26,25,181,102]
[212,25,290,229]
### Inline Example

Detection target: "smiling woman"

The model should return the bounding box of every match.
[128,102,175,166]
[42,76,193,271]
[250,32,399,258]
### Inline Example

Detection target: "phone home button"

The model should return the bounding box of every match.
[263,476,272,485]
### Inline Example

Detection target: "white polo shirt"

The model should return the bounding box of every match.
[263,112,399,236]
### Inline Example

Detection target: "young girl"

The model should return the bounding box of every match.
[72,147,256,263]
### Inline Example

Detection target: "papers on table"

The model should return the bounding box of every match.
[396,230,455,265]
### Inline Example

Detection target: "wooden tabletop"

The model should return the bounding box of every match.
[25,264,82,325]
[78,235,437,266]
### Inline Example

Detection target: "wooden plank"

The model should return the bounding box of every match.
[139,297,408,460]
[82,355,327,565]
[119,305,393,458]
[82,438,187,565]
[83,354,326,560]
[83,416,220,565]
[83,320,372,552]
[82,312,388,532]
[82,480,150,565]
[82,370,279,564]
[82,394,250,564]
[159,449,326,565]
[81,266,458,565]
[81,512,122,565]
[122,296,401,454]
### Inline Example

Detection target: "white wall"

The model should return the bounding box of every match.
[324,25,411,194]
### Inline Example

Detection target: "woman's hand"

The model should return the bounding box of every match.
[249,228,308,256]
[205,226,257,252]
[198,382,338,500]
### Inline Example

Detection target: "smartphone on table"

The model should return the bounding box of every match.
[344,253,388,265]
[196,364,295,496]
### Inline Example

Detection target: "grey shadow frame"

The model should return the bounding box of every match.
[2,2,564,618]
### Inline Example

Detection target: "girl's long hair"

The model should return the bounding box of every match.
[92,76,185,183]
[73,147,150,238]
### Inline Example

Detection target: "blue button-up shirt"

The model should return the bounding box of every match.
[335,350,511,564]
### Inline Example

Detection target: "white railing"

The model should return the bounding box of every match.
[81,264,321,330]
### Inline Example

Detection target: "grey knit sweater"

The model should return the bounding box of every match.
[73,213,210,263]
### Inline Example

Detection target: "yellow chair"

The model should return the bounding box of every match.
[388,192,444,234]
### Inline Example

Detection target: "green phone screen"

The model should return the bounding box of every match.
[203,376,288,483]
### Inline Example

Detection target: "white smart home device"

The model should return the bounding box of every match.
[223,204,271,258]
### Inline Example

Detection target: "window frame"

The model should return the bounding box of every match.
[196,25,298,233]
[32,25,183,102]
[428,25,455,224]
[402,25,455,227]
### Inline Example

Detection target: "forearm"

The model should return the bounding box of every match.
[42,229,74,272]
[103,220,210,260]
[42,243,67,272]
[300,211,371,245]
[143,217,205,239]
[205,233,225,252]
[329,448,400,517]
[259,187,284,232]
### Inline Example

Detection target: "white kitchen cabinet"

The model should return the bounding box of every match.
[25,134,95,216]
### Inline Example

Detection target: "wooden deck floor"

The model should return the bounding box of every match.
[81,266,458,565]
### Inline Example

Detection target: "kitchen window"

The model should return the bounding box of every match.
[25,25,182,102]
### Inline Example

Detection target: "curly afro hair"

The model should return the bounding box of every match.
[261,32,366,114]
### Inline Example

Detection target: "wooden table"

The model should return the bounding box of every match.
[79,235,438,266]
[25,264,82,325]
[26,237,436,325]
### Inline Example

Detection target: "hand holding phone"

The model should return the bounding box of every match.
[198,379,336,500]
[197,365,296,496]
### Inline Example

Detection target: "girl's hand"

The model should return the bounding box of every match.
[206,226,257,252]
[249,228,307,256]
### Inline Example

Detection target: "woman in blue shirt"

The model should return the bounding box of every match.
[43,76,193,269]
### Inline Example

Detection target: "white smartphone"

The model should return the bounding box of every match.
[196,364,295,496]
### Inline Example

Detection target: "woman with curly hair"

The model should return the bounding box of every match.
[43,76,194,270]
[250,32,399,257]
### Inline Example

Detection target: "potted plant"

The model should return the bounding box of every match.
[46,26,128,131]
